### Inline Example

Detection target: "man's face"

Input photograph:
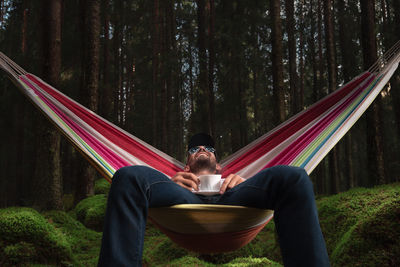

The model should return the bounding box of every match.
[185,146,218,175]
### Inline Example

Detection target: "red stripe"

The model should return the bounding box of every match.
[20,76,130,170]
[263,74,375,168]
[149,218,271,253]
[221,72,371,176]
[25,74,182,177]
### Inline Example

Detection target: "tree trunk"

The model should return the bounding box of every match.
[391,0,400,138]
[13,0,30,206]
[100,0,113,120]
[338,0,356,189]
[152,0,160,146]
[360,0,386,185]
[270,0,286,125]
[298,1,305,110]
[207,0,216,137]
[317,0,325,98]
[159,1,168,152]
[324,0,339,194]
[197,0,210,134]
[34,0,63,210]
[165,0,176,155]
[74,0,101,204]
[309,0,318,104]
[285,0,299,115]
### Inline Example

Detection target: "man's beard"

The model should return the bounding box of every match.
[189,156,217,175]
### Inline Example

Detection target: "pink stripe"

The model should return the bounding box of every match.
[25,74,182,177]
[21,76,129,170]
[221,72,371,176]
[263,74,375,168]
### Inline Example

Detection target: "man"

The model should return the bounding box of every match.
[98,133,330,267]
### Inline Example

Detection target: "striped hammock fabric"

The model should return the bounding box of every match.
[1,40,399,253]
[1,44,399,180]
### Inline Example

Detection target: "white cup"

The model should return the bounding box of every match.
[198,174,223,191]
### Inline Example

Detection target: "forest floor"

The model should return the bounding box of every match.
[1,180,400,266]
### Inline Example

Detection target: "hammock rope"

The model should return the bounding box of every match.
[1,40,399,253]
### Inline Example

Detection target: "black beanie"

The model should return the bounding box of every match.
[188,133,215,150]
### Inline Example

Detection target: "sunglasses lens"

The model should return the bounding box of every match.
[188,146,215,154]
[205,146,215,153]
[188,147,200,154]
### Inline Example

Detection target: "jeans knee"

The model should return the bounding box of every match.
[112,165,148,187]
[112,165,170,190]
[270,165,312,190]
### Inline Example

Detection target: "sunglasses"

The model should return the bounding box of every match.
[188,146,216,155]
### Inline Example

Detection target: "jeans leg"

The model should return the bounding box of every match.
[217,165,330,267]
[98,165,202,267]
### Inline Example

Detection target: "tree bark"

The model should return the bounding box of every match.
[317,0,325,99]
[391,0,400,139]
[160,0,168,152]
[337,0,355,189]
[270,0,286,125]
[309,0,319,104]
[197,0,210,134]
[323,0,340,194]
[360,0,386,185]
[152,0,160,146]
[207,0,216,137]
[285,0,299,115]
[298,1,305,110]
[34,0,63,210]
[100,0,113,120]
[165,0,176,155]
[324,0,340,194]
[75,0,101,203]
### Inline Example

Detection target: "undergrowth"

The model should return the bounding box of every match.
[0,182,399,266]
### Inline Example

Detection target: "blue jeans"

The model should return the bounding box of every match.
[98,165,330,267]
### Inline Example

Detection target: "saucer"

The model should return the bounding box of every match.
[193,190,220,196]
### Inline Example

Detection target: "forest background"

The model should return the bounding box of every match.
[0,0,399,209]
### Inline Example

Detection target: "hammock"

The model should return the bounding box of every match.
[1,40,399,253]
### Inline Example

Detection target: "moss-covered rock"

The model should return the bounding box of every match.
[0,207,73,266]
[74,194,107,232]
[1,183,399,267]
[195,222,280,265]
[94,179,111,195]
[44,210,102,266]
[62,194,75,211]
[331,199,400,267]
[224,256,282,266]
[317,183,400,267]
[143,232,189,266]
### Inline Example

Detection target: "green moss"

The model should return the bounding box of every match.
[331,200,400,267]
[164,256,214,266]
[143,234,190,266]
[62,194,75,211]
[73,194,107,231]
[317,183,400,266]
[224,256,282,266]
[3,241,36,264]
[43,210,102,266]
[94,179,111,195]
[1,183,399,267]
[155,255,282,267]
[0,207,73,266]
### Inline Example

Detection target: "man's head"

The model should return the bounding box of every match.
[184,133,220,175]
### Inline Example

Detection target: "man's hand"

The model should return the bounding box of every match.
[171,172,200,191]
[220,173,245,194]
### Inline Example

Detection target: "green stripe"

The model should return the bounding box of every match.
[21,80,116,177]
